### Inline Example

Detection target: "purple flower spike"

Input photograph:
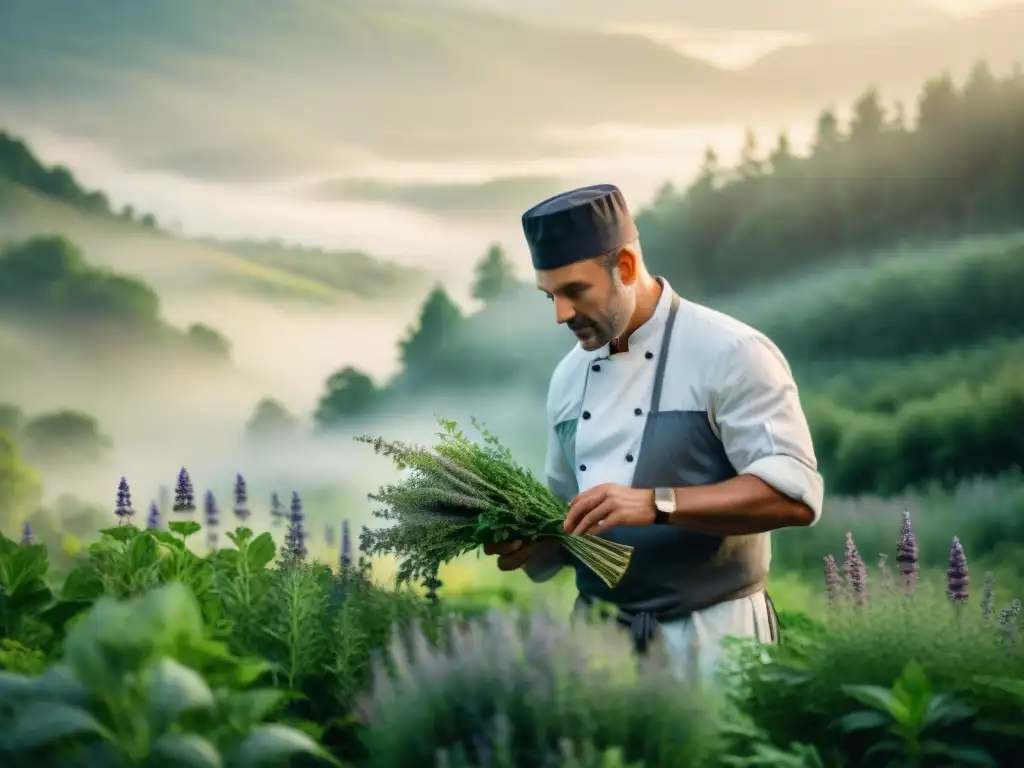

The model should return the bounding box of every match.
[115,477,134,524]
[270,492,285,527]
[341,519,352,568]
[947,536,969,603]
[823,554,840,603]
[233,473,250,521]
[146,502,161,530]
[21,520,34,545]
[843,532,868,606]
[981,572,995,621]
[204,490,219,550]
[282,491,307,561]
[173,468,196,513]
[896,510,918,594]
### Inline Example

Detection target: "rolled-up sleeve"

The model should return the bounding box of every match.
[709,334,824,524]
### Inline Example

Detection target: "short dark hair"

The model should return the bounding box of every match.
[594,238,641,276]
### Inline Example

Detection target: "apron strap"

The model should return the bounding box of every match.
[648,290,681,414]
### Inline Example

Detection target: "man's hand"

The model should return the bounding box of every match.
[565,483,656,536]
[483,538,561,572]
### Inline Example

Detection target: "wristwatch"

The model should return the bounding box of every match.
[653,487,674,525]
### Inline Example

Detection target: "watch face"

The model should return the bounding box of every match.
[654,488,674,513]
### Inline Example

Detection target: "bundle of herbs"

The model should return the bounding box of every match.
[355,418,633,589]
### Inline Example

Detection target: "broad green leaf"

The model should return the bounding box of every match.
[840,684,910,722]
[220,688,284,726]
[128,533,160,571]
[60,566,105,601]
[1,544,50,587]
[246,534,277,571]
[99,525,139,543]
[923,693,974,726]
[146,658,215,733]
[976,676,1024,700]
[862,739,900,763]
[226,724,340,767]
[3,701,108,751]
[835,710,890,733]
[63,596,133,690]
[149,732,224,768]
[132,582,206,651]
[40,598,92,633]
[170,521,203,539]
[33,663,89,702]
[0,670,35,700]
[153,531,186,551]
[922,742,997,766]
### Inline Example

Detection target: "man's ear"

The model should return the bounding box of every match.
[617,246,639,284]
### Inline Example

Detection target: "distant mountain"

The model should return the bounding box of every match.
[437,0,949,36]
[0,0,771,176]
[745,4,1024,100]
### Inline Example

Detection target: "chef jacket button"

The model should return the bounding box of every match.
[644,351,653,359]
[625,454,634,463]
[582,411,591,419]
[579,464,587,471]
[592,364,601,372]
[634,408,642,416]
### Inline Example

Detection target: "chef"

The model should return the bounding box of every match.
[483,183,824,682]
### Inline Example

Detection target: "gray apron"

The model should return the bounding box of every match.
[556,288,780,653]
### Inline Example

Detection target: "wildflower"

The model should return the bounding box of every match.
[878,553,894,593]
[204,490,219,550]
[281,491,307,561]
[20,521,34,545]
[325,525,335,547]
[843,532,868,606]
[233,473,250,521]
[947,536,969,603]
[173,468,196,513]
[115,477,134,524]
[146,502,161,530]
[823,554,840,603]
[896,511,918,594]
[270,492,285,527]
[980,572,995,621]
[341,519,352,568]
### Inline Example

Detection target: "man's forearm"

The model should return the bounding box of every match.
[523,541,568,583]
[668,474,814,536]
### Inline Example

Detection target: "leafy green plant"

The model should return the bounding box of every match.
[359,608,722,768]
[0,581,338,766]
[837,661,993,767]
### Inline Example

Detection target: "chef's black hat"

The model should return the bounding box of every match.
[522,183,639,271]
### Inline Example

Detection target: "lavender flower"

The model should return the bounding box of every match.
[20,521,34,545]
[233,473,250,521]
[877,553,894,593]
[204,490,219,550]
[980,572,995,621]
[843,532,868,606]
[282,490,307,561]
[173,468,195,513]
[341,519,352,568]
[325,525,335,547]
[270,492,285,527]
[947,536,969,603]
[896,511,918,594]
[115,477,134,524]
[823,554,840,603]
[146,502,161,530]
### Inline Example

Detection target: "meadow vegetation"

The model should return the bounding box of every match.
[0,56,1022,765]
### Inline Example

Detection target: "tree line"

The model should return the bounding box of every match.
[637,60,1024,296]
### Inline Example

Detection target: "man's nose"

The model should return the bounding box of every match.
[553,297,575,325]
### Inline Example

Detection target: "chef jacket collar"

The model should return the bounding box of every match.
[589,277,673,359]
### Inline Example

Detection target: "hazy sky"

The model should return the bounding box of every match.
[923,0,1018,12]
